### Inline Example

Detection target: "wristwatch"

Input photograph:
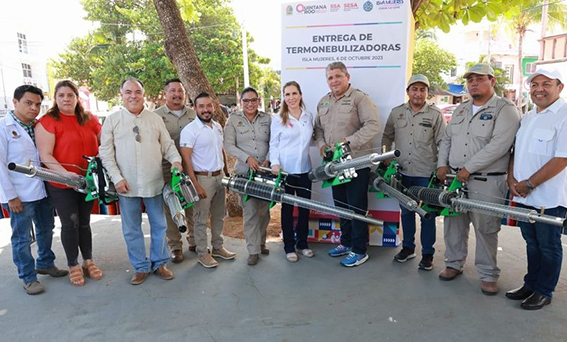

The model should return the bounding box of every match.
[526,180,536,191]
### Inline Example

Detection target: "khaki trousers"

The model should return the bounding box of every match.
[240,196,270,255]
[443,175,507,281]
[193,174,225,256]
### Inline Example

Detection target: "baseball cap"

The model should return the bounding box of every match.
[407,74,430,88]
[526,67,563,84]
[464,63,495,78]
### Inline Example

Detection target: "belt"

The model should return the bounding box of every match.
[471,172,507,176]
[194,170,222,176]
[450,167,506,176]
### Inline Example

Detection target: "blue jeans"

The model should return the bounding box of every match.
[332,168,370,254]
[4,197,56,284]
[517,204,566,299]
[118,195,169,273]
[400,175,436,255]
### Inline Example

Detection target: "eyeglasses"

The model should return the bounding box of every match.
[133,126,141,143]
[242,98,258,104]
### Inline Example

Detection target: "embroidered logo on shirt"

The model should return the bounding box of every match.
[237,121,244,127]
[398,113,404,119]
[321,102,329,108]
[342,100,352,106]
[11,130,21,139]
[480,113,493,120]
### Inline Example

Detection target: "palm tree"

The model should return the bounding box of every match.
[505,0,567,112]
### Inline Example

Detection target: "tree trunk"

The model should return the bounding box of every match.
[517,29,525,114]
[153,0,226,127]
[153,0,242,217]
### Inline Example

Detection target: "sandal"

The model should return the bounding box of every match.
[286,252,298,262]
[82,260,103,280]
[297,248,314,258]
[69,266,85,287]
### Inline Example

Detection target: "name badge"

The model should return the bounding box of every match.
[419,122,432,128]
[480,113,493,120]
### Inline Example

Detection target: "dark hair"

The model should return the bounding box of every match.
[194,92,212,106]
[241,87,259,98]
[14,85,44,101]
[164,78,183,89]
[45,80,90,126]
[120,77,144,90]
[280,81,305,126]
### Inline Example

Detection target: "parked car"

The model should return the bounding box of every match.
[439,104,458,122]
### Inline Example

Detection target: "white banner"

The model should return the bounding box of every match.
[281,0,413,215]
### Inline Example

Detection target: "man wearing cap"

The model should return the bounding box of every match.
[154,78,197,263]
[436,63,520,295]
[382,74,446,271]
[314,61,381,267]
[506,67,567,310]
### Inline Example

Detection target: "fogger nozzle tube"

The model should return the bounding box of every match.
[8,162,87,191]
[370,174,431,220]
[308,149,400,182]
[222,176,383,227]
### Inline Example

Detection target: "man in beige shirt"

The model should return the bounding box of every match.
[100,77,182,285]
[314,61,381,267]
[382,74,446,271]
[224,87,271,266]
[436,64,520,295]
[154,78,197,263]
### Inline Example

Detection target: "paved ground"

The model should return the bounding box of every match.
[0,215,566,341]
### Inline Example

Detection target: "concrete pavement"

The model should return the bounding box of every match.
[0,215,566,341]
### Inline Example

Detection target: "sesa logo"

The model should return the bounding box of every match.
[286,5,293,15]
[363,1,374,12]
[344,3,359,11]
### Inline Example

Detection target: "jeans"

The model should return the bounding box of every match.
[118,194,170,273]
[47,184,94,267]
[517,204,566,299]
[5,197,56,284]
[332,167,370,254]
[281,173,312,253]
[400,175,436,255]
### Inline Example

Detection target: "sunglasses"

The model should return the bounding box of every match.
[133,126,141,143]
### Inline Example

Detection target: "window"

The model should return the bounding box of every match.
[450,67,457,77]
[17,32,28,54]
[505,64,514,81]
[492,61,503,69]
[22,63,32,78]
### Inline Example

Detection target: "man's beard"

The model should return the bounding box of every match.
[198,114,212,123]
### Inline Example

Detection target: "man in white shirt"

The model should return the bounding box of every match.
[154,78,197,263]
[506,67,567,310]
[179,92,234,268]
[100,78,182,285]
[0,85,67,295]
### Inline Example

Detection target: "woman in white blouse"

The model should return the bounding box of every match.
[270,81,314,262]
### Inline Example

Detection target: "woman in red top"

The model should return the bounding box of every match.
[36,80,103,287]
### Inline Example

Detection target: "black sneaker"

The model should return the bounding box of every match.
[418,254,434,271]
[393,248,416,263]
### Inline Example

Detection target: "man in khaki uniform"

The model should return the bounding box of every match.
[314,62,381,267]
[382,74,446,271]
[154,78,196,263]
[224,87,271,266]
[436,63,520,294]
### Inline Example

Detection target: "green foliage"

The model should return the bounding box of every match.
[53,0,272,102]
[412,39,457,90]
[415,0,528,33]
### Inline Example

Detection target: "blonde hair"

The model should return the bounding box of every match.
[279,81,305,126]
